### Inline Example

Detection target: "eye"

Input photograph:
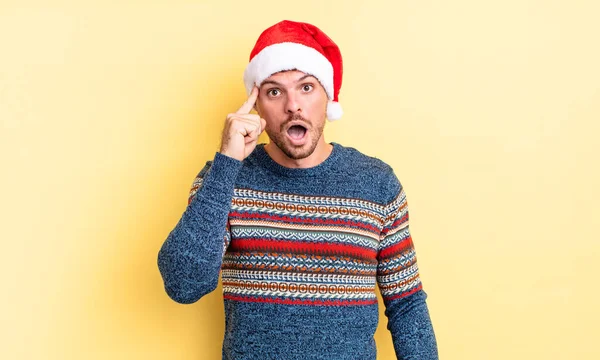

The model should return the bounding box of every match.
[267,88,280,97]
[302,84,314,92]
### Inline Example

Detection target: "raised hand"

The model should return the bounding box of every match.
[219,85,267,161]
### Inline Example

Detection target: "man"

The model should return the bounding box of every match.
[158,20,439,359]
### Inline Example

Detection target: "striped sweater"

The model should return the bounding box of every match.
[157,142,438,359]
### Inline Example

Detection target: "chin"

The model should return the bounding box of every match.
[289,138,322,159]
[270,133,317,160]
[284,146,314,160]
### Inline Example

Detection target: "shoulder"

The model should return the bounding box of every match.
[191,159,214,185]
[342,144,392,172]
[338,143,402,204]
[192,151,242,181]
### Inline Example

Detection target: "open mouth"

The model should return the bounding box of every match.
[287,124,307,141]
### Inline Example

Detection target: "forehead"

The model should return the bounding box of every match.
[261,69,317,84]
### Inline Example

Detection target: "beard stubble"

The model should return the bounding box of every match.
[266,113,325,160]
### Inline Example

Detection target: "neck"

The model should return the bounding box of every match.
[264,138,333,169]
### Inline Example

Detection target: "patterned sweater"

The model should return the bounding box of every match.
[157,142,438,359]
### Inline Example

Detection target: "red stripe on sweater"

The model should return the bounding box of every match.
[377,236,413,260]
[224,294,378,306]
[229,238,377,258]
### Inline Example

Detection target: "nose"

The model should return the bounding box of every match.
[285,92,301,114]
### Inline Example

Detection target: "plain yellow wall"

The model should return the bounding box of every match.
[2,1,599,359]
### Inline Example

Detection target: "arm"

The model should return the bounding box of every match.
[377,174,439,359]
[157,151,242,304]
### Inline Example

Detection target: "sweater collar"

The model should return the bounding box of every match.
[251,142,343,177]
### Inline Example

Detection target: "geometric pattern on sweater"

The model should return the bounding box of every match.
[158,143,439,359]
[188,169,422,307]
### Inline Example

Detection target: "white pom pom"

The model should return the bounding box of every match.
[326,100,343,121]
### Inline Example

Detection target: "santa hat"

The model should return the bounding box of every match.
[243,20,343,121]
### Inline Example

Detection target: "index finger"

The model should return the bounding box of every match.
[236,85,259,114]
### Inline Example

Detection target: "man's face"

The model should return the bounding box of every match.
[255,70,329,160]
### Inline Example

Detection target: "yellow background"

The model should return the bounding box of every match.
[2,1,599,359]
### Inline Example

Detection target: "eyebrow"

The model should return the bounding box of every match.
[260,74,315,87]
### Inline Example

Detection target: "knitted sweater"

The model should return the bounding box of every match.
[157,142,438,360]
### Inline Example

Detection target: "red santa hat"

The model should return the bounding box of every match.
[243,20,344,121]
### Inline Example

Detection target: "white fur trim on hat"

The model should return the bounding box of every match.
[243,42,334,100]
[326,100,343,120]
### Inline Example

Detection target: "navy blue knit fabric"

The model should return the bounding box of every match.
[158,142,438,359]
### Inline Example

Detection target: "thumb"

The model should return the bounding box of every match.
[260,118,267,131]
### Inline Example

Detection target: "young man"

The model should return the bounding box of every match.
[158,20,439,359]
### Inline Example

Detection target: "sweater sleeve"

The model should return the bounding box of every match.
[376,173,439,359]
[157,151,243,304]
